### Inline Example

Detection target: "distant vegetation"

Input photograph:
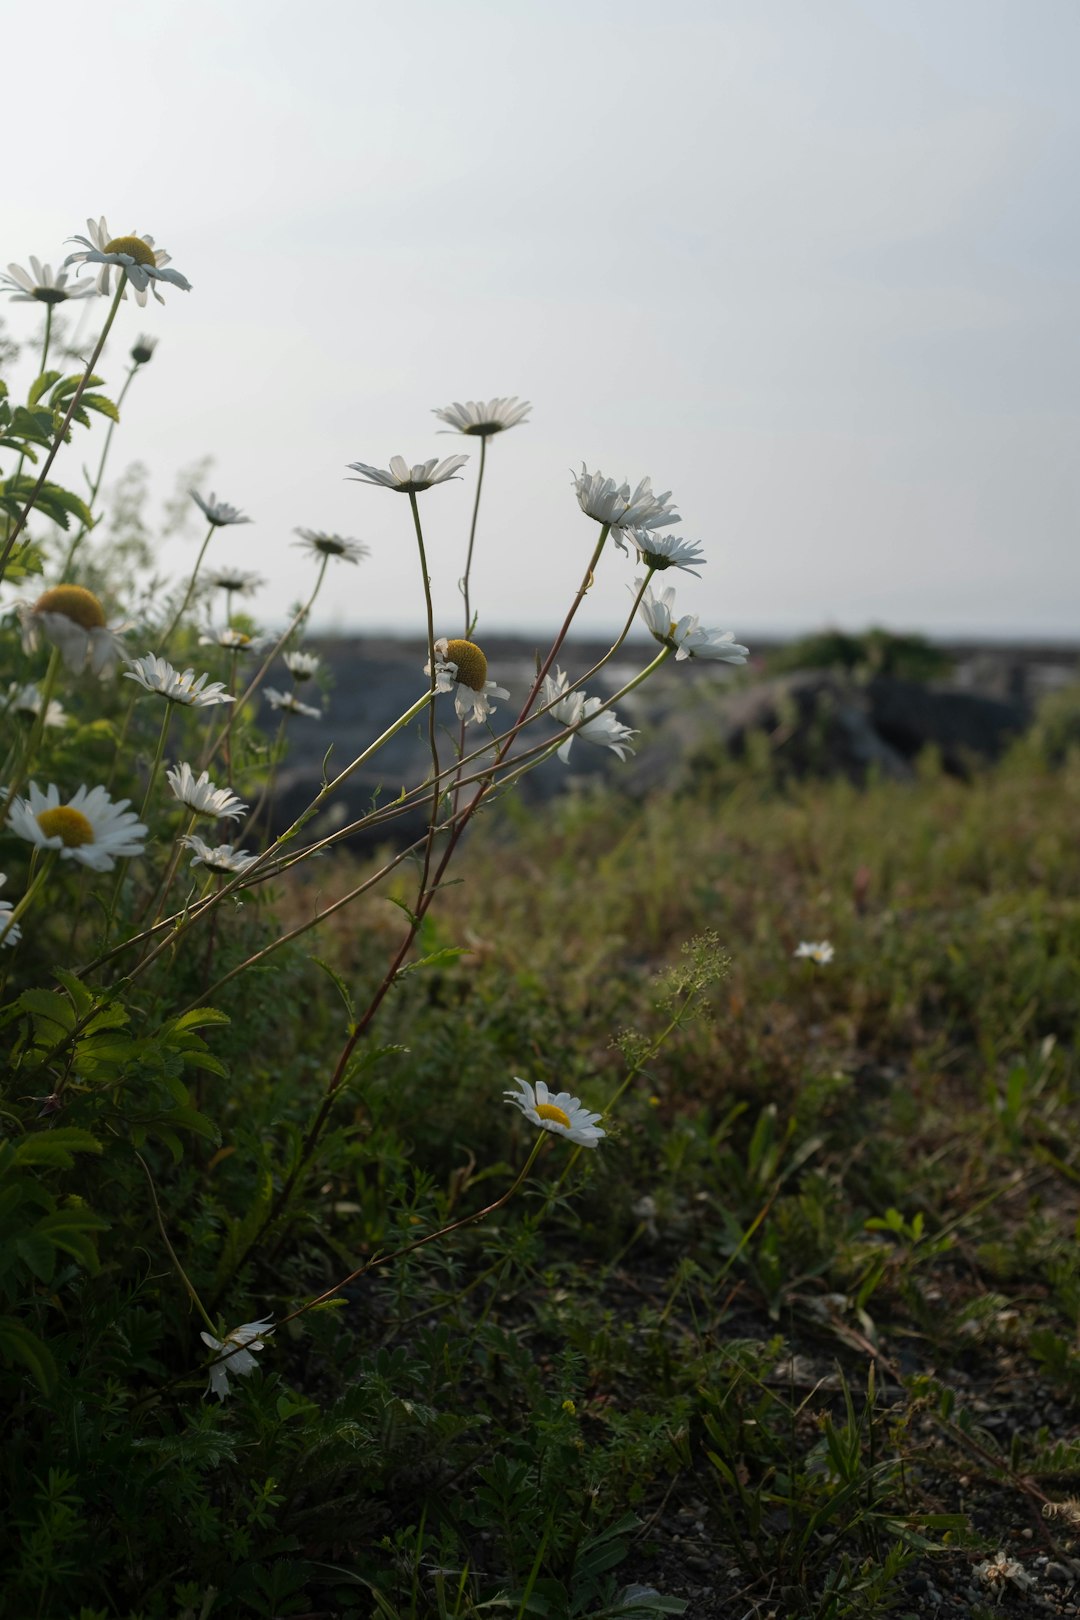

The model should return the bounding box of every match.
[766,626,953,682]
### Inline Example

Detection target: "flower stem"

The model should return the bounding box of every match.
[135,1151,218,1335]
[0,850,56,946]
[160,522,214,652]
[0,275,128,582]
[60,362,140,583]
[460,432,487,636]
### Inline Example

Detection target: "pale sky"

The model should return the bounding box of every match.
[4,0,1078,640]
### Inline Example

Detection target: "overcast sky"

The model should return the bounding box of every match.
[4,0,1078,641]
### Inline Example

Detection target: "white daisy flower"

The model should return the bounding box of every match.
[293,529,370,565]
[625,527,707,577]
[283,650,321,682]
[200,1317,274,1402]
[166,763,247,823]
[346,454,469,493]
[64,218,192,306]
[264,687,321,719]
[190,490,251,527]
[8,782,148,872]
[573,466,681,552]
[130,333,158,365]
[199,627,266,654]
[425,638,509,727]
[433,396,532,437]
[2,258,97,305]
[6,683,67,728]
[180,835,259,876]
[0,875,22,948]
[793,940,835,966]
[504,1077,606,1148]
[636,579,749,664]
[207,569,264,596]
[540,669,637,764]
[124,654,235,708]
[18,586,129,678]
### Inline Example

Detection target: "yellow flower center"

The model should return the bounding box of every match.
[443,638,488,691]
[536,1102,571,1128]
[34,585,106,630]
[36,806,95,847]
[104,235,157,268]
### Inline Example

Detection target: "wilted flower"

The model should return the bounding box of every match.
[0,876,22,948]
[64,217,191,306]
[347,454,469,493]
[283,650,320,682]
[433,396,532,436]
[636,579,749,663]
[540,668,636,763]
[625,527,707,577]
[6,683,67,728]
[972,1551,1033,1595]
[19,585,128,677]
[293,529,370,564]
[425,637,509,726]
[2,258,96,304]
[200,1318,274,1401]
[264,687,321,719]
[573,466,680,551]
[794,940,834,966]
[180,835,258,876]
[190,490,251,527]
[124,654,234,708]
[130,334,157,365]
[8,783,147,872]
[504,1078,606,1148]
[166,763,247,823]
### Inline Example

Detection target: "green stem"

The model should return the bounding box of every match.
[2,647,61,827]
[0,274,128,581]
[460,431,487,636]
[60,362,139,583]
[0,851,56,946]
[40,304,54,374]
[160,522,215,652]
[135,1151,218,1335]
[140,701,173,819]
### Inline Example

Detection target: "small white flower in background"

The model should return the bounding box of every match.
[625,526,707,578]
[346,454,469,493]
[264,687,322,720]
[283,650,321,682]
[207,569,265,596]
[8,783,148,872]
[166,763,247,823]
[0,876,22,948]
[190,490,252,528]
[540,668,637,764]
[1,257,97,304]
[504,1078,606,1148]
[200,1318,274,1402]
[573,466,681,551]
[64,217,191,306]
[199,626,266,654]
[794,940,835,966]
[433,396,532,437]
[636,579,749,664]
[130,333,158,365]
[425,637,509,727]
[180,835,259,876]
[293,529,370,565]
[124,654,234,708]
[6,683,67,728]
[19,585,129,678]
[972,1551,1033,1595]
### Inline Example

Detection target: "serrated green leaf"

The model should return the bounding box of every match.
[0,1316,57,1393]
[14,1233,56,1284]
[51,969,96,1019]
[310,956,356,1023]
[17,987,75,1032]
[28,370,63,407]
[78,393,119,423]
[168,1006,230,1034]
[397,946,469,978]
[12,1127,103,1169]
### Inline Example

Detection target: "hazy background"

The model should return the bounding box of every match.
[4,0,1078,640]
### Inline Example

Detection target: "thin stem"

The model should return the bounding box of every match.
[40,304,54,373]
[135,1151,218,1335]
[0,851,56,946]
[460,431,487,636]
[140,702,173,819]
[60,362,140,583]
[0,275,128,580]
[160,522,215,652]
[279,1135,547,1327]
[1,647,62,830]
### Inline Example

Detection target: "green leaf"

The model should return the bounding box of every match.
[0,1315,57,1392]
[35,1206,110,1271]
[168,1006,230,1034]
[396,946,469,978]
[311,957,356,1025]
[28,370,63,407]
[51,969,97,1019]
[12,1127,103,1169]
[17,987,75,1033]
[14,1232,56,1284]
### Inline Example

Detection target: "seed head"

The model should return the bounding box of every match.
[34,585,107,631]
[442,638,488,691]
